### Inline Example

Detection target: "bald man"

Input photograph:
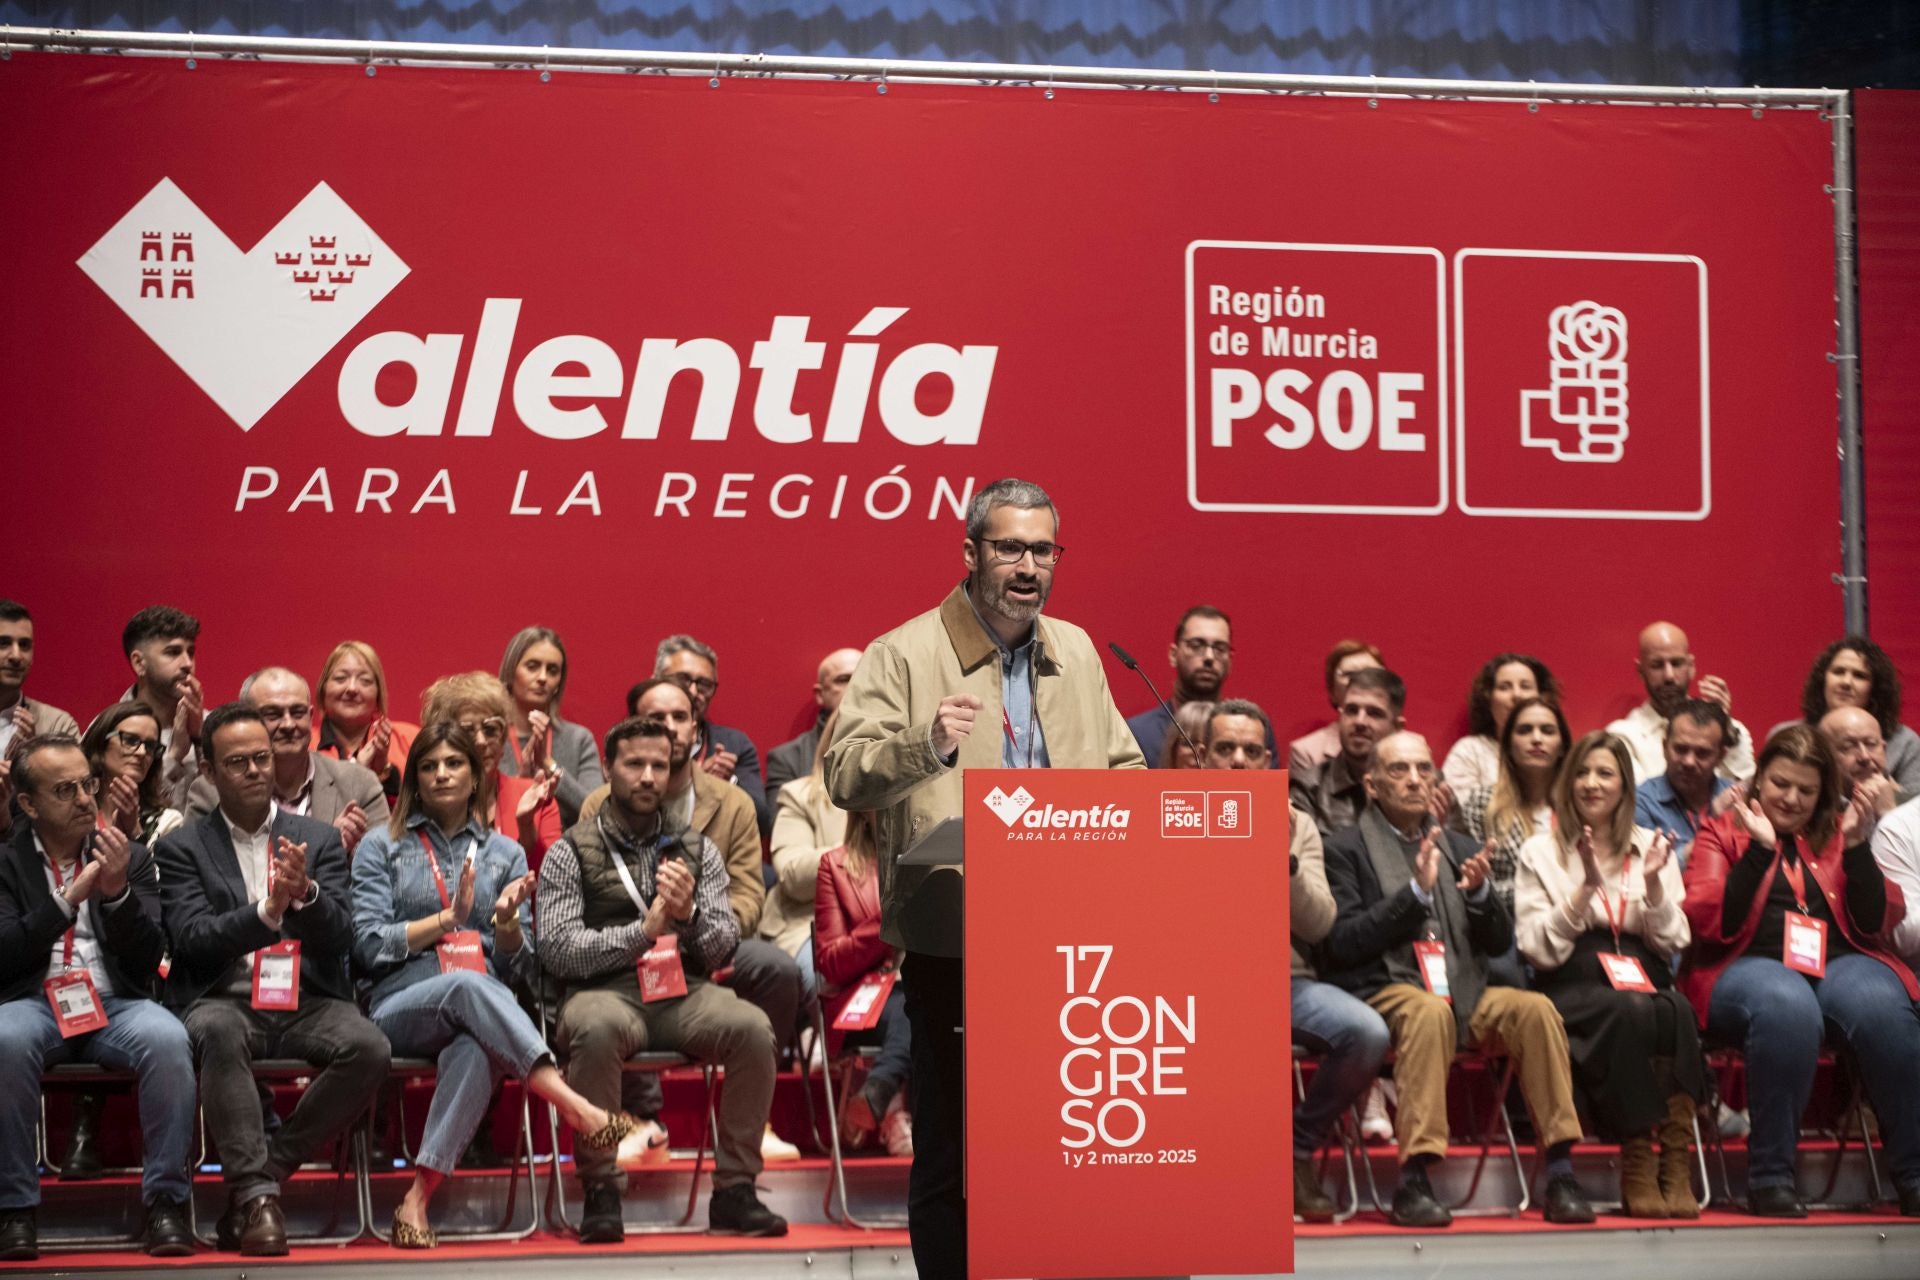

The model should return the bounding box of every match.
[764,647,863,802]
[1820,706,1913,838]
[1606,621,1754,784]
[183,668,388,852]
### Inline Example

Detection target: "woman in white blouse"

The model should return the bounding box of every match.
[1441,653,1561,796]
[1516,730,1704,1220]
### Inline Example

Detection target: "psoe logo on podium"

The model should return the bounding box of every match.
[1454,249,1709,521]
[1186,240,1448,516]
[1207,791,1252,838]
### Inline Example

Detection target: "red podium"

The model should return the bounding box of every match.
[963,769,1294,1280]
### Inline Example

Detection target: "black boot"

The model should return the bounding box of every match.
[59,1091,105,1181]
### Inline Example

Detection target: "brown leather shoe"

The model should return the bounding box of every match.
[237,1195,288,1257]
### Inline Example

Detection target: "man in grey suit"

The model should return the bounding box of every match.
[157,704,389,1256]
[763,647,861,802]
[184,669,387,855]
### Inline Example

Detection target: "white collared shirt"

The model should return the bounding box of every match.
[223,802,288,931]
[37,833,117,997]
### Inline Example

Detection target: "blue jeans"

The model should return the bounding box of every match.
[0,993,195,1209]
[847,986,912,1100]
[1291,978,1390,1160]
[371,970,553,1176]
[1706,953,1920,1189]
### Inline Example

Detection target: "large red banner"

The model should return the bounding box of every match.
[964,769,1292,1279]
[1,55,1842,753]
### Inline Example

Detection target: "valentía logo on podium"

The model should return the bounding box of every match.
[983,785,1038,827]
[77,178,409,431]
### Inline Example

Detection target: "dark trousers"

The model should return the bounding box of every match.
[903,951,964,1280]
[620,938,803,1117]
[182,996,391,1203]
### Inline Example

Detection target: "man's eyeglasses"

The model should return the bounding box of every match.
[459,718,509,742]
[257,703,311,723]
[975,538,1064,567]
[1179,638,1233,659]
[219,750,275,776]
[46,776,101,803]
[111,730,161,756]
[666,672,719,697]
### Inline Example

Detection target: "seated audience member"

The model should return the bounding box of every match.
[1291,667,1403,838]
[313,641,418,803]
[122,606,205,809]
[539,718,788,1241]
[1159,699,1213,769]
[1206,700,1387,1221]
[0,600,80,789]
[1126,607,1273,764]
[1680,724,1920,1218]
[1608,621,1754,784]
[1319,730,1594,1228]
[349,723,636,1247]
[654,635,770,836]
[816,809,914,1157]
[420,674,561,869]
[1772,637,1920,793]
[765,648,862,803]
[498,627,605,829]
[157,704,391,1256]
[1873,796,1920,973]
[1451,697,1569,916]
[0,737,195,1260]
[583,679,805,1161]
[1516,732,1703,1219]
[1635,699,1741,868]
[1819,706,1912,843]
[85,702,185,846]
[1441,653,1560,797]
[768,709,848,992]
[1288,639,1384,775]
[185,669,389,853]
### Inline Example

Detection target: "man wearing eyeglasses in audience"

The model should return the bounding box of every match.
[155,704,389,1257]
[1203,700,1389,1223]
[825,478,1144,1280]
[765,648,863,803]
[1125,607,1274,767]
[654,635,771,837]
[184,669,388,855]
[0,736,196,1261]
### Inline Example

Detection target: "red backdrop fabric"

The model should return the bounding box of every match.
[0,55,1847,756]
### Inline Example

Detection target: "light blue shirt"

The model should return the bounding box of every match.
[968,591,1051,770]
[1635,773,1732,868]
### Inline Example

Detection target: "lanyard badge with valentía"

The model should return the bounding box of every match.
[1778,851,1827,978]
[421,832,489,974]
[600,816,690,1003]
[43,851,109,1038]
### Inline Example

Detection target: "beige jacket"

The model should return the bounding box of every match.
[824,584,1145,955]
[1514,826,1690,971]
[1289,804,1336,978]
[762,774,848,957]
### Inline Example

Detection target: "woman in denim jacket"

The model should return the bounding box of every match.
[351,722,636,1247]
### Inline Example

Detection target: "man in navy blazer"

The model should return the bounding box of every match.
[0,736,196,1261]
[156,704,389,1257]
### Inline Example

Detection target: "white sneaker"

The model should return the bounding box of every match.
[616,1117,671,1169]
[880,1094,914,1159]
[1716,1101,1751,1140]
[1360,1081,1394,1145]
[761,1124,802,1161]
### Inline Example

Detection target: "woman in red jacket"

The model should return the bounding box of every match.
[816,812,913,1156]
[1680,725,1920,1218]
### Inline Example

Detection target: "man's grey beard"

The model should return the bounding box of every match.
[973,570,1049,625]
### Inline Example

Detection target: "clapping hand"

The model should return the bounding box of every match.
[102,773,142,836]
[269,837,310,911]
[1413,826,1444,894]
[1576,824,1603,887]
[1456,841,1493,895]
[1840,786,1877,845]
[357,718,394,776]
[526,710,556,774]
[450,858,477,926]
[1729,797,1777,850]
[699,747,738,781]
[494,871,535,923]
[333,801,370,854]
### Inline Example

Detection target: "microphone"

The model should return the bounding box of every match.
[1108,642,1201,763]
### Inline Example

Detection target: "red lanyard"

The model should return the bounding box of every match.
[1779,850,1810,913]
[1591,852,1636,951]
[45,853,78,967]
[418,832,461,911]
[1001,707,1037,768]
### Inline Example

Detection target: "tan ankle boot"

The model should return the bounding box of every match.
[1620,1134,1667,1218]
[1659,1093,1700,1219]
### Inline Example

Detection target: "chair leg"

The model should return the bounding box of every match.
[1691,1109,1713,1212]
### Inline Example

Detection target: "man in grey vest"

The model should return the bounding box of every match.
[538,718,785,1242]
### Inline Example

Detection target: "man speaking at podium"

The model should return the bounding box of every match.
[826,478,1144,1280]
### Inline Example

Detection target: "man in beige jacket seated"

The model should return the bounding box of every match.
[1202,698,1388,1223]
[823,478,1143,1280]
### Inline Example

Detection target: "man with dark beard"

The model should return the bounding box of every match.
[824,478,1144,1280]
[1606,621,1754,784]
[1123,606,1273,766]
